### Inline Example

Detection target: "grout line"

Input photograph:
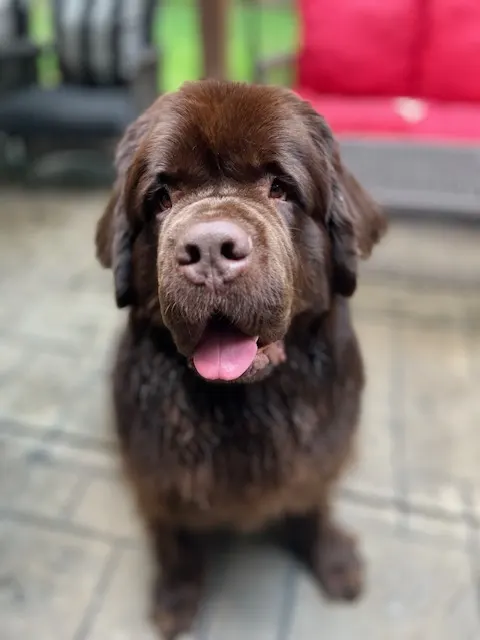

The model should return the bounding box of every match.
[40,425,114,454]
[0,330,91,358]
[359,269,480,293]
[338,486,479,530]
[58,475,92,521]
[0,507,142,550]
[460,482,480,628]
[459,316,480,626]
[276,558,298,640]
[388,300,409,529]
[0,418,114,453]
[196,546,234,640]
[354,306,467,330]
[4,415,478,522]
[72,544,122,640]
[0,420,118,478]
[3,485,479,562]
[2,422,478,524]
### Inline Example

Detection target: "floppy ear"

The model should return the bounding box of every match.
[95,186,117,268]
[296,98,387,297]
[94,104,157,307]
[327,140,387,297]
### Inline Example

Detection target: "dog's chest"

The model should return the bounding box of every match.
[128,392,346,530]
[115,334,360,529]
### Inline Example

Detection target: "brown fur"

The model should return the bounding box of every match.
[95,80,386,639]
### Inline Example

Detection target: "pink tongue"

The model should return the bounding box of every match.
[193,328,258,381]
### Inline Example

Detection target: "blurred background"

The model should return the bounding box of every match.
[0,1,479,639]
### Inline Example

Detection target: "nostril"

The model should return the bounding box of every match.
[177,243,201,266]
[220,236,251,261]
[221,241,240,261]
[187,244,201,264]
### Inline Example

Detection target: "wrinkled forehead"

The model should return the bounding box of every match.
[142,84,325,195]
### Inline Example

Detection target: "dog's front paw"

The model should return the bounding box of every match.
[151,578,201,640]
[314,526,364,602]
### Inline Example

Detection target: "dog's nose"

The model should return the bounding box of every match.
[176,220,252,286]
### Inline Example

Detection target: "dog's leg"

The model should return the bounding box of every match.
[313,509,364,602]
[282,505,364,601]
[149,524,204,640]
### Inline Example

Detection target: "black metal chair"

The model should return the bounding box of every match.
[0,0,162,184]
[0,0,35,171]
[0,0,29,58]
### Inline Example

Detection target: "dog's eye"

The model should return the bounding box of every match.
[156,187,172,212]
[269,179,287,200]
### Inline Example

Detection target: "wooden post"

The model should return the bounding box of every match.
[197,0,229,80]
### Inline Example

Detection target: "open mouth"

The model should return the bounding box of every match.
[191,315,280,382]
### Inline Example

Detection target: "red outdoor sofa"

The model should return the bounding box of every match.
[255,0,480,222]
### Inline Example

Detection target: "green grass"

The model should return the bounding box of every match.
[30,0,298,92]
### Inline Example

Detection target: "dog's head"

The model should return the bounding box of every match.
[96,80,386,383]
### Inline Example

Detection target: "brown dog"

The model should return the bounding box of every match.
[95,79,386,639]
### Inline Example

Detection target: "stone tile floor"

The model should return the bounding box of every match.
[0,187,479,639]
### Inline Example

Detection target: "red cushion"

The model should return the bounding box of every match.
[420,0,480,102]
[295,88,411,137]
[296,88,480,143]
[412,101,480,142]
[296,0,420,97]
